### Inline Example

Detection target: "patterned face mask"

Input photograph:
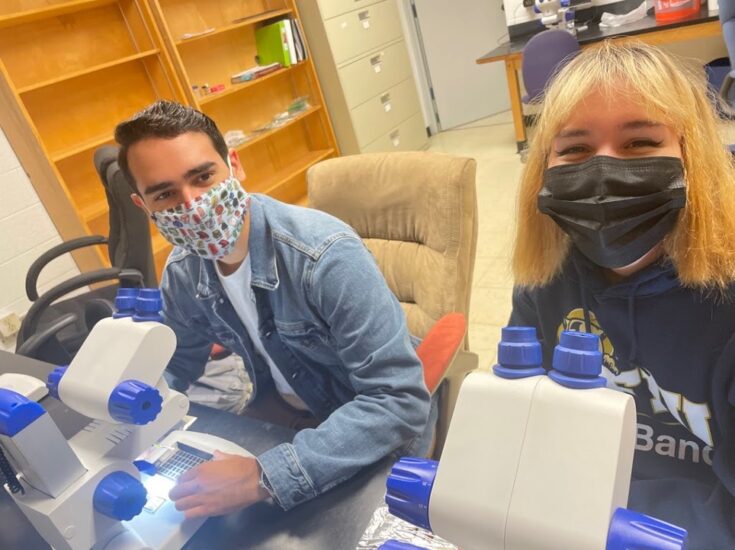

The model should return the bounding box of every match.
[150,162,249,259]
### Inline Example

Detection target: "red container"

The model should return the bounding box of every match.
[654,0,701,22]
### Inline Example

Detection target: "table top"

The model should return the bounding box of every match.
[0,351,390,549]
[477,7,719,63]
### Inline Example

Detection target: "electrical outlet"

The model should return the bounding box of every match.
[0,312,21,340]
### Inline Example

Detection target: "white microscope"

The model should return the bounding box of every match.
[534,0,580,34]
[535,0,565,28]
[382,327,688,550]
[0,288,250,550]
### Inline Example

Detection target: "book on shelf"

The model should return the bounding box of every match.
[255,20,291,68]
[291,19,306,62]
[254,18,307,68]
[231,62,282,83]
[283,18,297,66]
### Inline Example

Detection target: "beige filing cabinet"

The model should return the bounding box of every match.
[297,0,428,155]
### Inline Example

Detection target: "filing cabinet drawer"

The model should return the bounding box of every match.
[362,111,428,153]
[339,40,413,109]
[325,0,403,65]
[318,0,383,20]
[351,78,420,147]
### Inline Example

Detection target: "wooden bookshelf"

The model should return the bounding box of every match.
[149,0,339,208]
[0,0,187,278]
[0,0,338,282]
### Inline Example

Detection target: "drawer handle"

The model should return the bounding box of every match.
[380,93,392,112]
[358,10,371,29]
[390,130,401,147]
[370,54,383,73]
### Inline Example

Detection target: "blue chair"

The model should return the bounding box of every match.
[521,29,580,104]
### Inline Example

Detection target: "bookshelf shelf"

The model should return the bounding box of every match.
[51,133,114,163]
[236,105,322,152]
[18,50,160,94]
[0,0,117,29]
[197,61,304,106]
[173,8,293,46]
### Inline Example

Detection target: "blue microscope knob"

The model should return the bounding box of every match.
[0,388,45,437]
[133,288,163,323]
[46,365,68,400]
[108,380,162,425]
[385,457,438,531]
[549,330,606,389]
[607,507,687,550]
[379,541,428,550]
[93,471,147,521]
[113,288,140,319]
[494,326,545,379]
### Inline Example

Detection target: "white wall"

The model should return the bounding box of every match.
[0,127,80,351]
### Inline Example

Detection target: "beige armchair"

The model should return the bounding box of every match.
[307,152,479,456]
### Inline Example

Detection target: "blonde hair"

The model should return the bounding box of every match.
[513,40,735,290]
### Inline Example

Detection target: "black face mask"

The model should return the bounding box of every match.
[538,156,686,269]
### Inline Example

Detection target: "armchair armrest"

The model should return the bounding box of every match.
[417,313,467,394]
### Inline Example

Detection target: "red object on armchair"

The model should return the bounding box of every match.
[417,313,468,393]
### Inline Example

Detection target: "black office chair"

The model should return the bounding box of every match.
[15,146,156,364]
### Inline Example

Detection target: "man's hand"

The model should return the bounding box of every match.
[169,452,270,519]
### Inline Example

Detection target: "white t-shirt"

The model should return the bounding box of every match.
[216,256,309,410]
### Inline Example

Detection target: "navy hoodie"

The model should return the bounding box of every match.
[510,249,735,549]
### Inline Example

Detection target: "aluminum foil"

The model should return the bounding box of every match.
[357,506,458,550]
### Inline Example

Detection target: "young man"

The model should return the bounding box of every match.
[115,100,432,518]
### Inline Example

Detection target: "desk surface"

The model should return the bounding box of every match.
[0,352,389,550]
[478,7,719,63]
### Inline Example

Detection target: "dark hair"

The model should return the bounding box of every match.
[114,100,229,192]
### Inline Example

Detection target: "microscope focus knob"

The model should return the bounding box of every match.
[112,288,140,319]
[108,380,163,425]
[493,326,545,379]
[607,508,687,550]
[385,457,438,531]
[46,365,68,399]
[549,330,606,389]
[93,471,147,521]
[133,288,164,323]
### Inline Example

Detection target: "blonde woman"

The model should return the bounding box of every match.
[510,41,735,545]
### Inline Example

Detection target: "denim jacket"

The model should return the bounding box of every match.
[160,194,431,510]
